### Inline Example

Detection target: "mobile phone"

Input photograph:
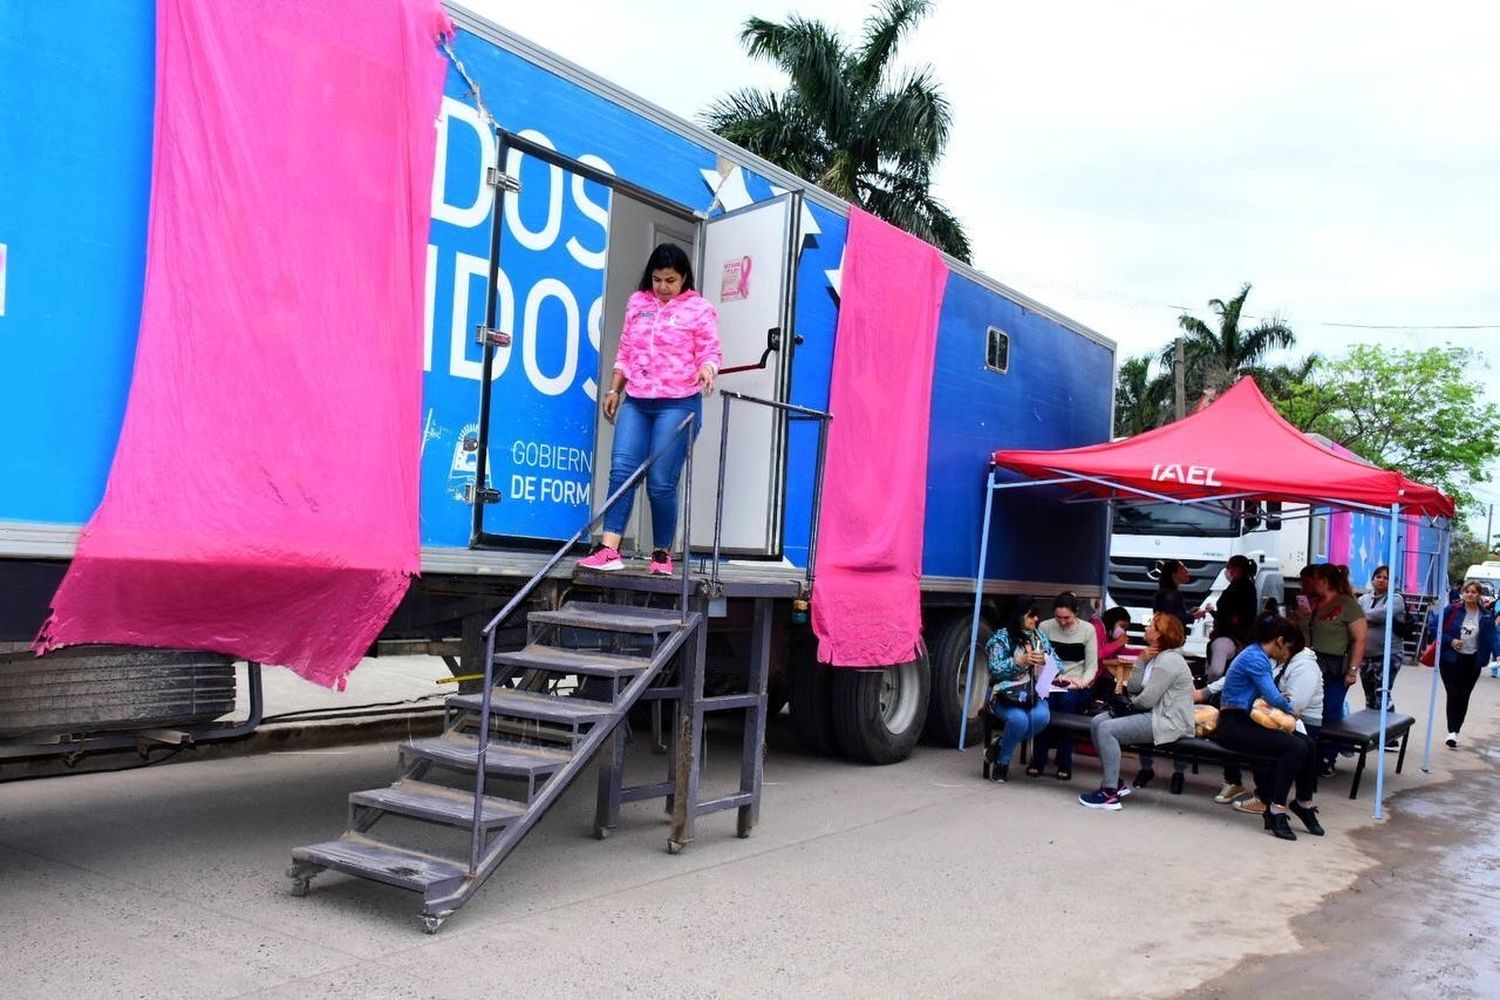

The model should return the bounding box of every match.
[1296,595,1311,613]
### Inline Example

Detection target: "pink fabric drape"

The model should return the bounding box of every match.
[811,209,949,666]
[35,0,451,687]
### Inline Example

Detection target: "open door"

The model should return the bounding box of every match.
[687,194,799,557]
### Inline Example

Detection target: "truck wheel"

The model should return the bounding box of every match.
[923,614,992,747]
[830,650,931,765]
[787,633,836,755]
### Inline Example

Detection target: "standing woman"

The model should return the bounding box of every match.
[1152,559,1195,631]
[1357,565,1409,715]
[1296,563,1367,775]
[982,602,1057,782]
[1206,555,1258,682]
[579,244,721,576]
[1439,580,1499,748]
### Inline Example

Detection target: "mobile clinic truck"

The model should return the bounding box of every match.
[0,2,1114,767]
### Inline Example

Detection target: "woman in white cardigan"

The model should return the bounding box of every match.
[1078,612,1197,811]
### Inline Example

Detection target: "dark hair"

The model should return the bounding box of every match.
[637,243,695,292]
[1253,613,1303,648]
[1053,591,1079,613]
[1371,564,1390,579]
[1227,555,1255,578]
[1298,565,1317,581]
[1005,601,1042,647]
[1315,562,1354,598]
[1156,560,1183,593]
[1101,606,1131,632]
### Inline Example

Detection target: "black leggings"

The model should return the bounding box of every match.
[1213,709,1318,806]
[1441,652,1482,733]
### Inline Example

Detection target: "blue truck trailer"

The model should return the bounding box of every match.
[0,2,1115,767]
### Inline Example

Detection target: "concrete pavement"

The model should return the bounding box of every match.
[1,665,1495,999]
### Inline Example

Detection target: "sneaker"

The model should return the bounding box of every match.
[1319,761,1337,778]
[1288,801,1325,836]
[1078,787,1123,810]
[1214,782,1248,804]
[1115,786,1132,798]
[1233,797,1267,816]
[578,545,623,571]
[1446,732,1459,748]
[649,548,674,576]
[1383,739,1401,752]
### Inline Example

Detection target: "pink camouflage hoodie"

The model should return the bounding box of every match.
[613,289,722,399]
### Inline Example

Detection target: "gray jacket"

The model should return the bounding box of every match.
[1127,649,1197,745]
[1358,591,1407,660]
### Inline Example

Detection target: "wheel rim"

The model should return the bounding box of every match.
[879,661,920,733]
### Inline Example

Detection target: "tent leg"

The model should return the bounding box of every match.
[1420,526,1451,774]
[1372,502,1401,820]
[958,468,998,751]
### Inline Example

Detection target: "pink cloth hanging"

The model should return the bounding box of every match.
[35,0,451,688]
[811,208,949,666]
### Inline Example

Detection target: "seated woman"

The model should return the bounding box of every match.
[1030,592,1098,781]
[1092,606,1136,702]
[1078,612,1196,810]
[1199,626,1323,809]
[982,602,1056,783]
[1209,615,1324,841]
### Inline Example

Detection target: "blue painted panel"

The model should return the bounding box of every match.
[0,2,154,524]
[922,274,1114,586]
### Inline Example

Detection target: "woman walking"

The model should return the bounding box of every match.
[580,244,721,575]
[1439,580,1499,748]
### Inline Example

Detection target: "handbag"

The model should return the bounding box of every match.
[1419,641,1436,667]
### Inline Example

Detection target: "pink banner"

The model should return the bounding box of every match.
[812,209,949,666]
[36,0,451,687]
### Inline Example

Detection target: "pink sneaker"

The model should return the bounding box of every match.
[579,545,623,571]
[649,549,673,576]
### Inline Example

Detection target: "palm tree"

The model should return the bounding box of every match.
[1161,283,1297,401]
[702,0,971,261]
[1114,354,1167,436]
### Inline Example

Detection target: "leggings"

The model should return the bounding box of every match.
[1441,652,1482,733]
[1213,709,1318,806]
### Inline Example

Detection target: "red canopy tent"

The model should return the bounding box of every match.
[959,378,1454,819]
[991,378,1453,518]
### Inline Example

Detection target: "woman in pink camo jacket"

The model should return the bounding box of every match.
[579,243,721,576]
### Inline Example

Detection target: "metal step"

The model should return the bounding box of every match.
[530,602,685,635]
[401,732,574,777]
[350,780,526,828]
[496,643,654,679]
[291,834,467,893]
[449,688,616,724]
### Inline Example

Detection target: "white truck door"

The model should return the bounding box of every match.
[688,194,797,557]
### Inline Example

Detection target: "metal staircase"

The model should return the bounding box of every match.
[289,597,702,932]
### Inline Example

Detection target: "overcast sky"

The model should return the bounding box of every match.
[461,0,1500,519]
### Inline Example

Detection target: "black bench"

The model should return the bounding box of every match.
[982,709,1406,800]
[1314,708,1415,800]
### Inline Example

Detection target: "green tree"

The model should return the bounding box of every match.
[1162,283,1298,402]
[1448,527,1493,587]
[1114,353,1167,436]
[1280,345,1500,516]
[702,0,970,260]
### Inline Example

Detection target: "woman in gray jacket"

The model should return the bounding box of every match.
[1079,612,1197,810]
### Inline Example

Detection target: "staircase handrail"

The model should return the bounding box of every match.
[468,413,697,870]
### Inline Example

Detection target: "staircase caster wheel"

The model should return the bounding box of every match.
[289,878,312,898]
[421,914,446,935]
[667,838,686,855]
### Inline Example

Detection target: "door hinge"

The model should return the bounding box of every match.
[464,482,501,506]
[486,167,521,193]
[475,326,512,347]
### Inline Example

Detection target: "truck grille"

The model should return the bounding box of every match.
[1107,556,1220,611]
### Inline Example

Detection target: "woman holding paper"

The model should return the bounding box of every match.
[982,602,1057,783]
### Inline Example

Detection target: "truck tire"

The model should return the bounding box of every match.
[923,614,993,747]
[787,633,837,755]
[830,650,931,765]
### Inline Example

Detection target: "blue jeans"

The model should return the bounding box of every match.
[602,395,701,548]
[1321,676,1350,764]
[1032,687,1092,771]
[994,701,1051,766]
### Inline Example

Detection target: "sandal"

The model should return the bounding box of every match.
[1025,764,1043,778]
[1056,767,1072,781]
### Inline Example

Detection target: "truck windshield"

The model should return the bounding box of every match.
[1112,502,1239,538]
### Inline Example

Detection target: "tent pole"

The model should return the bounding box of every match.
[1373,502,1401,820]
[958,467,998,751]
[1420,524,1451,772]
